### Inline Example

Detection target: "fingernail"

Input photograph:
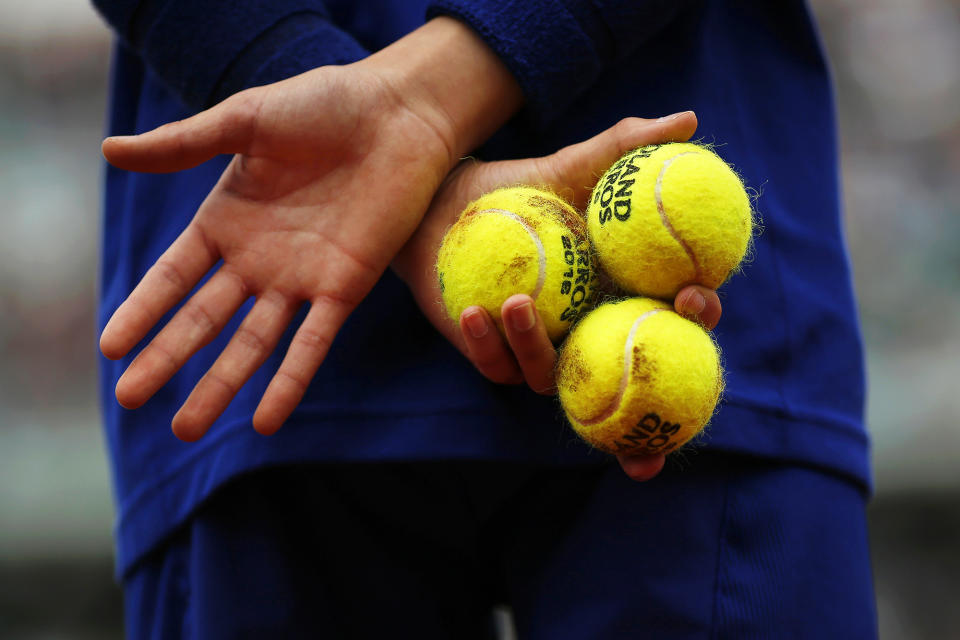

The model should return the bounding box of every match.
[510,302,536,332]
[656,111,693,123]
[464,310,488,339]
[684,290,706,315]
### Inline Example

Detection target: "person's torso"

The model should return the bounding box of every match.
[99,0,869,578]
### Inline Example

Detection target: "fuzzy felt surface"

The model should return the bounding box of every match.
[586,143,753,298]
[557,297,723,455]
[436,187,597,341]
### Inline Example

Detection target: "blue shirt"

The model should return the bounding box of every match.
[93,0,869,578]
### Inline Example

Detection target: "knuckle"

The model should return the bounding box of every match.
[292,327,330,355]
[614,117,646,150]
[490,371,524,386]
[221,269,251,300]
[223,91,260,129]
[204,368,240,395]
[259,288,291,312]
[514,342,545,361]
[275,368,309,395]
[474,359,519,385]
[615,116,644,132]
[182,301,217,337]
[153,259,188,293]
[149,340,179,370]
[233,324,269,355]
[472,354,505,374]
[515,342,555,367]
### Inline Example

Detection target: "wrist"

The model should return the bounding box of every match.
[357,17,523,166]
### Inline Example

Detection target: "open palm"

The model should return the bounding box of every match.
[100,65,454,441]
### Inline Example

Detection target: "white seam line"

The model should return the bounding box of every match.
[656,152,702,282]
[475,208,546,300]
[576,308,664,426]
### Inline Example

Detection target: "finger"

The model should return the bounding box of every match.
[538,112,699,209]
[674,285,722,330]
[460,306,524,386]
[101,225,218,360]
[252,296,353,436]
[501,295,557,395]
[114,269,250,410]
[102,91,260,173]
[616,453,667,482]
[171,292,300,442]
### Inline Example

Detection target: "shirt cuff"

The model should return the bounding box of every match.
[426,0,608,127]
[426,0,687,127]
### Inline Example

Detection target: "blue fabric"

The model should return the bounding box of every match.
[90,0,369,109]
[427,0,690,128]
[97,0,871,580]
[122,455,877,638]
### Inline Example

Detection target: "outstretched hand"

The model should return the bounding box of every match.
[392,112,722,482]
[99,65,458,441]
[99,18,523,442]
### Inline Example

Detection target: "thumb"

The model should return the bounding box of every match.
[102,90,261,173]
[537,112,698,210]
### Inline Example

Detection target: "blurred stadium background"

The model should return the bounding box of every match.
[0,0,957,637]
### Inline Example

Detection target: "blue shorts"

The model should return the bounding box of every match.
[122,453,877,639]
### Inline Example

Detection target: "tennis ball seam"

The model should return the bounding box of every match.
[656,151,703,284]
[571,307,665,426]
[468,207,547,301]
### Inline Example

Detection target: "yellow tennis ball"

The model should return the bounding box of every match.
[437,186,598,342]
[557,297,723,456]
[586,142,754,299]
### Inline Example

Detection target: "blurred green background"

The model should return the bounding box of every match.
[0,0,957,637]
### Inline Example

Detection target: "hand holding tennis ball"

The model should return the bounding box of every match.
[392,112,721,480]
[557,142,754,459]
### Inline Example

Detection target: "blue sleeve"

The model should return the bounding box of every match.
[90,0,370,109]
[426,0,690,126]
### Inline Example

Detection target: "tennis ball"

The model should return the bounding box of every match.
[586,142,753,299]
[437,186,598,342]
[556,297,723,456]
